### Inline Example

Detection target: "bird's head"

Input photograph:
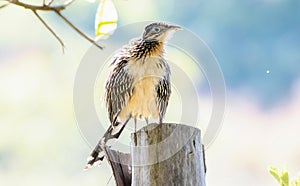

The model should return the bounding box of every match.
[142,22,182,42]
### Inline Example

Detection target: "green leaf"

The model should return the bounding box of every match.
[281,170,289,186]
[292,175,300,186]
[270,167,281,183]
[95,0,118,40]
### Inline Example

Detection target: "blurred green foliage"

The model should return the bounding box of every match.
[269,166,300,186]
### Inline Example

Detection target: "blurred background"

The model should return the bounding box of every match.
[1,0,300,185]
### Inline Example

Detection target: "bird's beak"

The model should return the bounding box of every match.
[158,23,182,42]
[168,25,182,31]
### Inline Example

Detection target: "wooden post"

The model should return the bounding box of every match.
[106,123,206,186]
[105,147,132,186]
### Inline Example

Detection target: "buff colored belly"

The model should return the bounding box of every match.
[118,77,159,120]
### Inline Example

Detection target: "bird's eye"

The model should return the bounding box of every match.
[153,27,160,33]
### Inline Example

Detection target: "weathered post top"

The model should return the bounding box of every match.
[131,123,206,186]
[105,123,206,186]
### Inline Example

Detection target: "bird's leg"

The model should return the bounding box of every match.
[134,118,137,132]
[158,117,162,125]
[145,117,149,125]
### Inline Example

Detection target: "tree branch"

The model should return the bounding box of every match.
[3,0,103,52]
[32,10,65,53]
[55,10,103,50]
[7,0,70,11]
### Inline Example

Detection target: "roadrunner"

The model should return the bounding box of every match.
[84,22,181,170]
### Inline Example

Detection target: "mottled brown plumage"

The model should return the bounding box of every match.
[84,22,181,170]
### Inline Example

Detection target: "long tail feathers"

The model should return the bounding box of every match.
[84,120,129,170]
[84,150,105,170]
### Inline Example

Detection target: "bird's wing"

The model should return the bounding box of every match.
[156,75,171,123]
[105,59,134,124]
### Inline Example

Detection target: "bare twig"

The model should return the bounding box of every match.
[62,0,74,7]
[106,174,113,186]
[7,0,69,11]
[0,3,9,9]
[47,0,55,6]
[32,10,65,53]
[55,10,104,50]
[2,0,103,52]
